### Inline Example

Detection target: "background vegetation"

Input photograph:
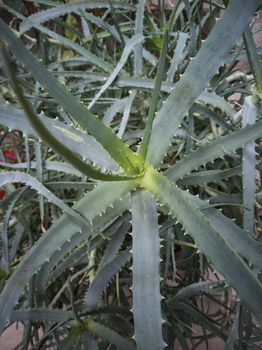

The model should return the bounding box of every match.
[0,0,262,349]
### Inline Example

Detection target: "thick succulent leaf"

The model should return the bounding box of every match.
[0,180,136,333]
[36,233,88,304]
[147,0,260,166]
[19,1,135,34]
[166,121,262,181]
[1,188,27,270]
[79,10,122,43]
[49,70,236,118]
[131,190,165,350]
[177,167,241,186]
[103,96,134,127]
[2,3,113,74]
[173,281,225,302]
[10,308,72,323]
[191,103,232,132]
[139,30,168,161]
[88,34,144,109]
[0,19,141,174]
[84,249,131,310]
[243,27,262,93]
[98,220,130,271]
[117,92,136,138]
[242,96,257,235]
[0,172,91,229]
[134,0,145,75]
[0,103,118,171]
[187,192,262,272]
[166,31,188,82]
[142,167,262,325]
[83,317,136,350]
[0,161,82,177]
[39,215,128,298]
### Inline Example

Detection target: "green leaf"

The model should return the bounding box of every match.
[0,103,118,171]
[10,308,71,323]
[187,192,262,272]
[142,167,262,325]
[88,34,144,109]
[242,95,258,235]
[19,1,135,34]
[0,172,91,229]
[0,19,141,174]
[84,249,131,310]
[0,181,136,333]
[1,51,138,181]
[139,30,168,162]
[83,317,136,350]
[134,0,145,75]
[131,190,165,350]
[147,0,260,166]
[177,167,241,186]
[166,121,262,182]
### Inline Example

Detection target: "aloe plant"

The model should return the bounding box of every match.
[0,0,262,348]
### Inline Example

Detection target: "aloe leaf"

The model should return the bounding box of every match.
[40,216,128,297]
[187,192,262,272]
[0,103,115,168]
[10,308,72,323]
[177,167,241,186]
[173,281,225,302]
[191,103,232,132]
[117,92,136,138]
[88,34,144,110]
[0,19,141,174]
[84,249,131,310]
[1,188,27,271]
[134,0,145,75]
[242,95,258,235]
[48,70,236,118]
[131,190,165,350]
[0,161,82,177]
[19,1,135,34]
[83,317,136,350]
[1,55,137,182]
[79,10,121,43]
[139,30,168,162]
[36,233,88,305]
[0,172,91,229]
[103,96,134,127]
[166,121,262,181]
[166,31,188,82]
[1,4,113,74]
[98,220,129,271]
[243,26,262,93]
[147,0,260,166]
[0,180,136,332]
[142,167,262,325]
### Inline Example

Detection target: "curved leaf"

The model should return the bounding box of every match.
[142,167,262,325]
[166,121,262,181]
[20,1,135,34]
[0,103,118,171]
[84,249,131,310]
[0,172,91,229]
[0,180,136,333]
[147,0,260,166]
[0,18,141,174]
